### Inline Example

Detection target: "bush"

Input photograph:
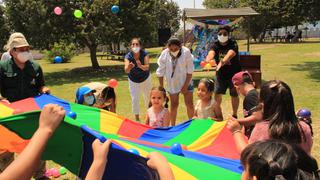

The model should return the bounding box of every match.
[46,42,76,63]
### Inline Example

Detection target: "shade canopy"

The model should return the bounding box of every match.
[184,7,259,21]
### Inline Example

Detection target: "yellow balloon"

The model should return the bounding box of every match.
[204,63,212,69]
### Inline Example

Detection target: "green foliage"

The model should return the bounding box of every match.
[0,5,10,51]
[156,0,181,35]
[203,0,240,8]
[46,42,76,63]
[203,0,320,42]
[3,0,180,68]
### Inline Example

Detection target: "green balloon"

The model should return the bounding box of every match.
[59,167,67,175]
[74,10,83,18]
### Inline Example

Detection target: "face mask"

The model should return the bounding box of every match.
[84,95,95,105]
[16,51,32,63]
[218,35,229,43]
[132,47,140,53]
[170,50,179,57]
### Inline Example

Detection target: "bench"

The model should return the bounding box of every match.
[239,55,262,88]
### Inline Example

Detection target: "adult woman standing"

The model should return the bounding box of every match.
[156,38,194,126]
[124,38,152,121]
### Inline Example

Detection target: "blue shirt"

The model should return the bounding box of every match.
[125,49,150,83]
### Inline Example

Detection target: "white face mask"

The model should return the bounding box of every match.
[218,35,229,43]
[84,95,95,105]
[170,50,179,57]
[132,47,140,53]
[16,51,32,63]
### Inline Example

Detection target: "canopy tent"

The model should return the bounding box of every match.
[182,7,259,51]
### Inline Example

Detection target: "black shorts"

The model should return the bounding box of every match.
[214,76,238,97]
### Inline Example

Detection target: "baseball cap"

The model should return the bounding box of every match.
[232,71,254,86]
[218,25,231,33]
[75,86,96,104]
[6,33,29,50]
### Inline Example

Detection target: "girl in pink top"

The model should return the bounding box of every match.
[227,80,313,154]
[145,87,170,128]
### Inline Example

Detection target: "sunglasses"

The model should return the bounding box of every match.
[131,43,139,46]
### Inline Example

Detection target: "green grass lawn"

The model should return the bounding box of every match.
[39,40,319,179]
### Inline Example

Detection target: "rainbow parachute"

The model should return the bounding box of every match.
[0,94,242,179]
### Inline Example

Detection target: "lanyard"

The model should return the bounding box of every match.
[171,57,178,78]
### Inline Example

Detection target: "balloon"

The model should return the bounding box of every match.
[209,60,216,66]
[51,168,61,178]
[54,7,62,15]
[170,143,183,155]
[297,108,311,118]
[74,9,83,18]
[204,63,212,69]
[128,148,139,155]
[59,167,67,175]
[111,5,120,14]
[68,111,77,119]
[200,61,206,67]
[108,79,118,88]
[54,56,62,63]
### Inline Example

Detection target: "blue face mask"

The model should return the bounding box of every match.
[84,95,95,105]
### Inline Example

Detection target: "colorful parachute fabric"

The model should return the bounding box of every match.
[0,94,242,179]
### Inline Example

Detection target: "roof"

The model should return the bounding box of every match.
[184,7,259,20]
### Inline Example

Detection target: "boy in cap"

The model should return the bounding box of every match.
[231,71,262,137]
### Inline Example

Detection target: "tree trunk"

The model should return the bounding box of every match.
[88,44,100,69]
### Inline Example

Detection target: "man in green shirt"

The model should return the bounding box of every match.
[0,33,50,103]
[0,33,49,179]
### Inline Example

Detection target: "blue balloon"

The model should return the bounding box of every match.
[128,148,139,155]
[111,5,119,14]
[170,143,183,155]
[297,108,311,118]
[68,111,77,119]
[54,56,63,63]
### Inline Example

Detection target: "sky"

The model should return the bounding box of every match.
[172,0,204,10]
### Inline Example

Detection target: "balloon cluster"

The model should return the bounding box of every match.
[200,60,215,69]
[45,167,67,178]
[53,5,120,18]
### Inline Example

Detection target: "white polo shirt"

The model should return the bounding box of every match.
[156,46,194,94]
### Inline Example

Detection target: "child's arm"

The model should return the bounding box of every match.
[110,98,116,113]
[85,139,111,180]
[0,104,65,180]
[163,110,171,127]
[147,152,174,180]
[227,117,248,153]
[213,104,223,121]
[145,113,150,125]
[236,110,263,126]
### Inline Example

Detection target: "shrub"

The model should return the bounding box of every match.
[46,42,76,63]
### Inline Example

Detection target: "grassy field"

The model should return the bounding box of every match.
[39,40,319,179]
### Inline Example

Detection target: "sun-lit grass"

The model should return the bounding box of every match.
[39,40,319,179]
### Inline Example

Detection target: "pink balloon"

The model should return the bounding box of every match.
[54,7,62,15]
[108,79,118,88]
[51,168,61,178]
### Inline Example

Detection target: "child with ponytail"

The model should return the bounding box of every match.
[145,87,171,128]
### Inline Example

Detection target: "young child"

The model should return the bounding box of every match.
[227,80,313,154]
[194,78,223,120]
[241,140,319,180]
[297,108,313,136]
[231,71,262,138]
[145,87,170,128]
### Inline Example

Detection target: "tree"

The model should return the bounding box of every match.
[4,0,180,68]
[203,0,240,8]
[0,5,10,50]
[156,0,181,35]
